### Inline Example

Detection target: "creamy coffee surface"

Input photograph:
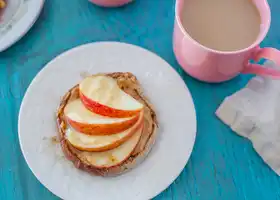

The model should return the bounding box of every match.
[182,0,261,51]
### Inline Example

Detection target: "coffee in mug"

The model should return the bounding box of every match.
[181,0,261,51]
[173,0,280,82]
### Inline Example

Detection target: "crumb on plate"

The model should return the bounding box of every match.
[0,0,6,9]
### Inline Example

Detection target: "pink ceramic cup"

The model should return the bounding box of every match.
[89,0,133,7]
[173,0,280,83]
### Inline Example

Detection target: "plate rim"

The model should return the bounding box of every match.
[18,42,197,200]
[0,0,45,52]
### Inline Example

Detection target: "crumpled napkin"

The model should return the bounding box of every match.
[216,61,280,175]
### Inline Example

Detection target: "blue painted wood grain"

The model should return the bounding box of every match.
[1,0,280,199]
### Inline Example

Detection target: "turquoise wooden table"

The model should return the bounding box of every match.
[1,0,280,199]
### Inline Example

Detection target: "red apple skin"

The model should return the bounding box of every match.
[67,113,140,135]
[80,92,142,118]
[68,118,144,152]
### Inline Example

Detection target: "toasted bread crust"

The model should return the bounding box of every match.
[57,72,158,176]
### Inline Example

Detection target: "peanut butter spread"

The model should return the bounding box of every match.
[57,72,158,168]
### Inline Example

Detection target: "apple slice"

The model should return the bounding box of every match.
[75,125,143,168]
[66,111,144,152]
[64,99,139,135]
[79,75,144,118]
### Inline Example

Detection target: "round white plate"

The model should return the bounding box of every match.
[0,0,44,52]
[18,42,197,200]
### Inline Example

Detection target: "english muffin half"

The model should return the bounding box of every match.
[57,72,158,176]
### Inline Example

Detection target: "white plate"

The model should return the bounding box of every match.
[0,0,44,52]
[18,42,197,200]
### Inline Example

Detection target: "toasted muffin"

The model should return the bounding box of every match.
[57,72,158,176]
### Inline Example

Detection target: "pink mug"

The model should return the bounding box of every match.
[173,0,280,83]
[89,0,132,7]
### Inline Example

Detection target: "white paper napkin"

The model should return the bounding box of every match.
[216,61,280,175]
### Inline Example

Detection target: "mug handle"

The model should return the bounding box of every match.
[242,47,280,78]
